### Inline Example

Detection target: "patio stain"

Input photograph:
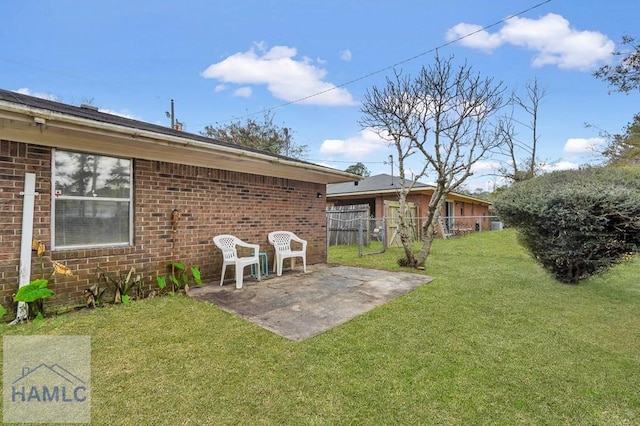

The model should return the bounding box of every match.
[188,264,433,341]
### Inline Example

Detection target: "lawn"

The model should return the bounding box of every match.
[1,229,639,425]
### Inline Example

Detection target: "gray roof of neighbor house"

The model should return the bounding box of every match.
[0,88,359,185]
[327,173,492,205]
[327,173,433,195]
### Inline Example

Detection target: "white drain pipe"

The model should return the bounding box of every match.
[9,173,37,325]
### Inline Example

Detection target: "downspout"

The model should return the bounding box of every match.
[9,173,37,325]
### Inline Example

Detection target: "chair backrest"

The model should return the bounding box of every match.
[213,235,239,260]
[268,231,294,252]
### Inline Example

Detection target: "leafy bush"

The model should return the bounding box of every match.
[494,166,640,283]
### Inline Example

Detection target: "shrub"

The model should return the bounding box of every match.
[494,166,640,283]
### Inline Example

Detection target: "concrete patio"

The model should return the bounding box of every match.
[188,264,434,341]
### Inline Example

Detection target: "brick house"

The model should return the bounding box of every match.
[0,89,357,314]
[327,174,493,240]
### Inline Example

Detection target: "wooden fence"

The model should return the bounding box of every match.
[326,205,370,246]
[326,208,500,248]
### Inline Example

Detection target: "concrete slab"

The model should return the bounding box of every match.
[188,264,434,341]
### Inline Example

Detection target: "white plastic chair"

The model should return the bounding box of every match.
[213,235,261,289]
[268,231,307,277]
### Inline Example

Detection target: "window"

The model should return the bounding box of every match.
[52,150,133,249]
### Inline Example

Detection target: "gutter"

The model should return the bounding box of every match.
[0,100,360,182]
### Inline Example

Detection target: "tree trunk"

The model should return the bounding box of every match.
[397,187,418,267]
[416,187,446,266]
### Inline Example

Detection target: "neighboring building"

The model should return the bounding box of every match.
[0,89,357,313]
[327,174,493,242]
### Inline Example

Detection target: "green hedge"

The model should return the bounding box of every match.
[494,166,640,283]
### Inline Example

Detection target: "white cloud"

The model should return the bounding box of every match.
[14,88,137,119]
[446,13,614,70]
[14,88,58,101]
[201,42,357,106]
[98,109,137,119]
[541,161,580,172]
[461,160,504,192]
[340,49,352,61]
[446,23,502,52]
[471,160,502,174]
[313,161,341,170]
[214,84,226,93]
[233,87,252,98]
[563,137,606,154]
[320,128,388,158]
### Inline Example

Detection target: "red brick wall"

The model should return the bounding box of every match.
[332,192,491,238]
[1,141,52,313]
[333,193,491,220]
[0,140,327,315]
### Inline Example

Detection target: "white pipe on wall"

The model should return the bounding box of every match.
[9,172,37,324]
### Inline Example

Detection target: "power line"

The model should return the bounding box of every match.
[1,0,552,128]
[224,0,553,122]
[0,58,99,83]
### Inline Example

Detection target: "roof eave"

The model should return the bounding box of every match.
[327,186,492,205]
[0,101,360,185]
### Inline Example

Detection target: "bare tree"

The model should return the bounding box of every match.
[360,54,506,267]
[495,115,524,181]
[498,78,547,182]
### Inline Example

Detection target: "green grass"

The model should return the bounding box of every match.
[2,229,639,425]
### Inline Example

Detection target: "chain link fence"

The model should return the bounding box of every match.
[327,213,503,256]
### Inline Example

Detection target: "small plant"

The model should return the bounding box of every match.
[165,262,202,293]
[11,239,72,322]
[156,275,168,292]
[165,209,203,293]
[14,279,53,319]
[98,266,143,304]
[85,282,109,307]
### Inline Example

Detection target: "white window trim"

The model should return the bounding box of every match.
[51,149,134,250]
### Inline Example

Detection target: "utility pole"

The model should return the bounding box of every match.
[170,99,175,128]
[165,99,175,128]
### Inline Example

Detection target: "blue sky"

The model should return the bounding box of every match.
[2,0,638,190]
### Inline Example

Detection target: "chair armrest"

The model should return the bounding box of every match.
[237,241,260,256]
[291,235,307,250]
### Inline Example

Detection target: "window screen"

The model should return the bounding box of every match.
[52,150,132,249]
